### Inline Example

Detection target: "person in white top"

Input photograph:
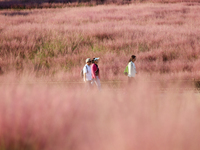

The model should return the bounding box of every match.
[83,58,92,88]
[128,55,137,82]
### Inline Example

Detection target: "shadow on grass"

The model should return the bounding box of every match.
[0,0,76,9]
[0,11,31,16]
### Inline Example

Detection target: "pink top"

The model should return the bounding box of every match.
[91,63,100,79]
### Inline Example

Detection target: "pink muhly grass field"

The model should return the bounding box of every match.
[0,79,200,150]
[0,3,200,81]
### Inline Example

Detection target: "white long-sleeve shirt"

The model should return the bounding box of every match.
[128,61,137,77]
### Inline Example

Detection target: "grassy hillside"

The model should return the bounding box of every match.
[0,3,200,81]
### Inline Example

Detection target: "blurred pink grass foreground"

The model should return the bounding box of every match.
[0,79,200,150]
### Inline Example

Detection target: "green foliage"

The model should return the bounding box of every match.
[162,51,179,62]
[70,35,84,53]
[194,80,200,89]
[64,59,75,72]
[0,140,37,150]
[91,45,101,52]
[138,42,149,52]
[32,39,66,61]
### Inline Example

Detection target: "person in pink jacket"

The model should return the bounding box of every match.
[91,57,101,90]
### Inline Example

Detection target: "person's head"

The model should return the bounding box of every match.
[93,57,100,64]
[86,58,92,65]
[129,55,136,62]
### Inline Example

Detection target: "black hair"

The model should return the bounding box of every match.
[92,58,95,63]
[129,55,136,62]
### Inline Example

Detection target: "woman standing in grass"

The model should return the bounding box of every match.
[91,58,101,90]
[128,55,137,83]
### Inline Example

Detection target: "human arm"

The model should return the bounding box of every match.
[83,73,86,82]
[128,62,131,76]
[83,66,87,81]
[91,64,96,79]
[133,63,137,74]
